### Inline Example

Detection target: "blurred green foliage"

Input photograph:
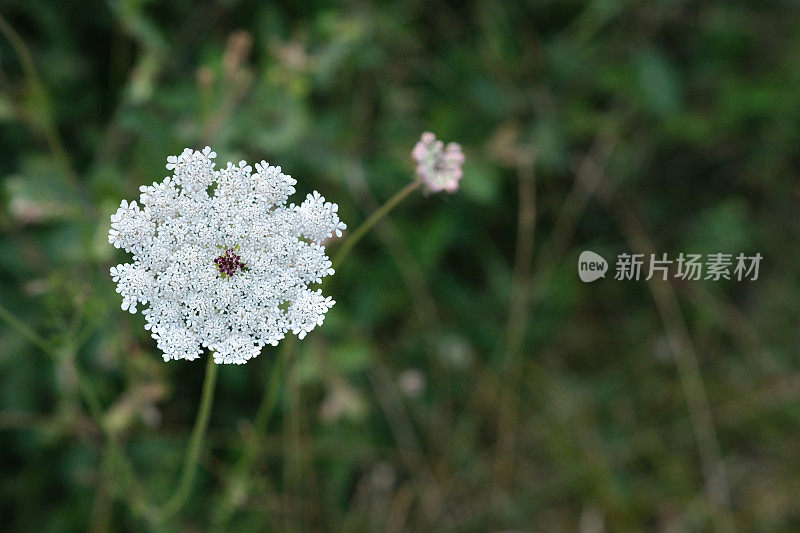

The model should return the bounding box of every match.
[1,0,800,530]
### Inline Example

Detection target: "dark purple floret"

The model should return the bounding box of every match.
[214,248,247,278]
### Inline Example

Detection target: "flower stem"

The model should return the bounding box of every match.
[214,340,292,528]
[0,300,158,522]
[333,180,421,269]
[160,354,219,520]
[0,14,81,195]
[0,301,59,358]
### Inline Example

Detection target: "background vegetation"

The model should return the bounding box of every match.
[1,0,799,530]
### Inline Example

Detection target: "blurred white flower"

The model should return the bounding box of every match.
[436,333,475,369]
[412,131,465,193]
[319,383,368,423]
[397,368,426,398]
[109,147,346,364]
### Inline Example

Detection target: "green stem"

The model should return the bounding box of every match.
[160,354,219,520]
[0,14,80,193]
[333,180,421,269]
[0,300,156,521]
[0,301,58,358]
[214,341,291,527]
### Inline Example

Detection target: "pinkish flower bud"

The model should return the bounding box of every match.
[412,132,465,194]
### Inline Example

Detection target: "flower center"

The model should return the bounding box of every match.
[214,248,247,278]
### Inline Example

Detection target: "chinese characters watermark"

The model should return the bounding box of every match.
[578,251,762,282]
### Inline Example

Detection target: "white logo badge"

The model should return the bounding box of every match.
[578,250,608,282]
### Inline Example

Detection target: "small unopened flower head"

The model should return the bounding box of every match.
[412,132,465,193]
[109,147,346,364]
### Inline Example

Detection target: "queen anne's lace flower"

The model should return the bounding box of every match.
[412,132,465,193]
[109,146,346,364]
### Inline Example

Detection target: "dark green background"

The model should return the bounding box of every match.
[1,0,799,530]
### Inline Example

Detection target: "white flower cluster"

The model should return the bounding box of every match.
[109,147,346,364]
